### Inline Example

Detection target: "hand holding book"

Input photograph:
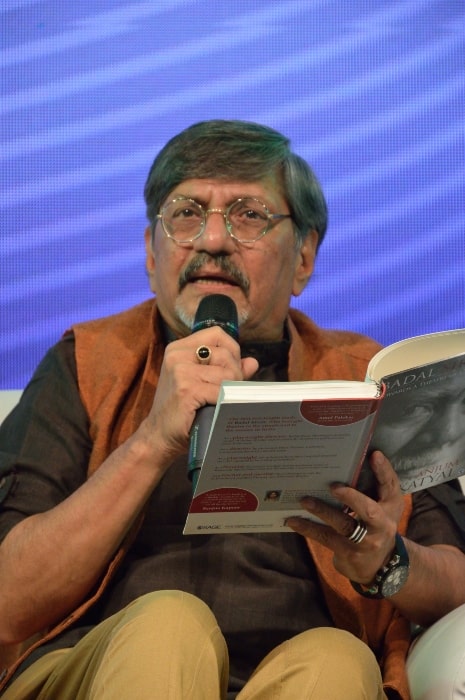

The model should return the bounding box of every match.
[184,328,465,534]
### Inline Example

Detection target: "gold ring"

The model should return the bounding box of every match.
[196,345,212,365]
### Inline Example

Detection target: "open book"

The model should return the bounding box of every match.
[184,328,465,534]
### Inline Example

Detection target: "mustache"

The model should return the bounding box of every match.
[178,253,250,294]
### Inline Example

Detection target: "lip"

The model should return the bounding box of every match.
[187,270,240,288]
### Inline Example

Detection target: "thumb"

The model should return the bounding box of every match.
[241,356,259,379]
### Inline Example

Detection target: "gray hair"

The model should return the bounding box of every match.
[144,120,328,248]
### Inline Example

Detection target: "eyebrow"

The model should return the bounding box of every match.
[174,193,271,208]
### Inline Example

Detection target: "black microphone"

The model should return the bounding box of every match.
[187,294,239,492]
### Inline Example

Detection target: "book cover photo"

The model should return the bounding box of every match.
[361,352,465,495]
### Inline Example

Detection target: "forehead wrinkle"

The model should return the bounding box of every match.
[167,175,287,210]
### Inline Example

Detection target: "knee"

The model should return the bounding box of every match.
[115,591,228,686]
[284,627,380,679]
[120,590,219,634]
[249,628,382,699]
[295,627,377,666]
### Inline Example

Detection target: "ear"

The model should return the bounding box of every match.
[292,230,319,297]
[144,225,157,292]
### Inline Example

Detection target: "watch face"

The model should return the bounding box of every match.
[380,565,410,597]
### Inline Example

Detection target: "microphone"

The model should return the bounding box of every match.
[187,294,239,492]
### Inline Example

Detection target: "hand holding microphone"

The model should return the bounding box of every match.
[187,294,239,492]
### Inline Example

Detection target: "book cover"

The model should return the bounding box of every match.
[184,383,382,534]
[359,352,465,495]
[184,328,465,535]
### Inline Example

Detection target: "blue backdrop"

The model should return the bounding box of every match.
[1,0,464,388]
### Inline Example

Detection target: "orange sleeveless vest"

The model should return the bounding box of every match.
[1,300,412,698]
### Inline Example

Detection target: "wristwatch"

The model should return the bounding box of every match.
[351,533,410,599]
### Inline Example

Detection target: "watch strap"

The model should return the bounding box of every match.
[350,533,409,599]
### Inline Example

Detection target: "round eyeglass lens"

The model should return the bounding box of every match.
[227,198,270,240]
[162,198,204,240]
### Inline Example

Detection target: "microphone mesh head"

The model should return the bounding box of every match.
[192,294,239,340]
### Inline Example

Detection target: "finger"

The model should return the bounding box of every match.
[287,496,370,542]
[369,451,401,502]
[332,452,404,525]
[286,506,391,584]
[330,454,402,527]
[189,326,242,358]
[330,483,382,528]
[285,514,333,543]
[241,356,260,379]
[165,337,241,379]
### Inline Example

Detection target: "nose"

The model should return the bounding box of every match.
[192,209,235,255]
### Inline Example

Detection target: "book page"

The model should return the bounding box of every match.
[219,380,380,402]
[367,328,465,382]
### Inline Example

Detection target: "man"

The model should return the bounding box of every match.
[0,119,465,699]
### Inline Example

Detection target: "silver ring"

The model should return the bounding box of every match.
[347,518,368,544]
[196,345,212,365]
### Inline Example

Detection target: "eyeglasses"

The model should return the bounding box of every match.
[156,196,292,244]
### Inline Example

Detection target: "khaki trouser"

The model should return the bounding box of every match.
[3,590,386,699]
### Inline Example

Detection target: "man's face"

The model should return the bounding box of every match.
[145,176,317,341]
[374,376,465,473]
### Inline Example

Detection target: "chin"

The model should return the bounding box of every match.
[174,304,196,332]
